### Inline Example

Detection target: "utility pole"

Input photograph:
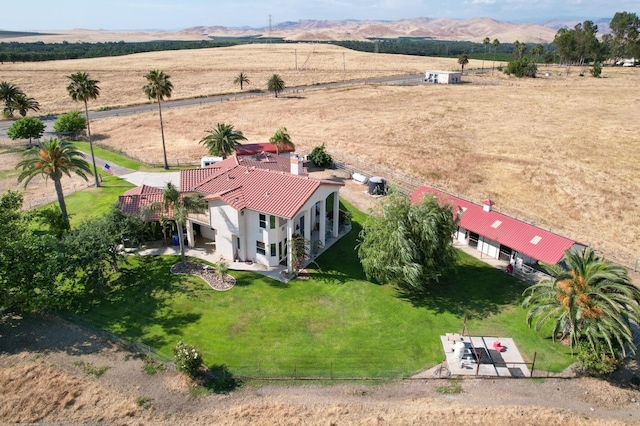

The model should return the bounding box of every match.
[268,14,272,44]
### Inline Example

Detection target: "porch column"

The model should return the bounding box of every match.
[304,208,312,243]
[287,219,294,274]
[319,199,326,247]
[186,219,195,248]
[332,190,340,238]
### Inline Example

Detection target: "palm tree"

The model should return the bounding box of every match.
[458,53,469,75]
[269,127,295,155]
[143,69,173,170]
[16,138,91,225]
[523,248,640,357]
[233,72,250,90]
[0,81,23,118]
[482,37,490,72]
[12,93,40,117]
[144,182,207,267]
[267,74,285,98]
[492,38,500,75]
[531,44,544,65]
[66,71,101,188]
[199,123,247,159]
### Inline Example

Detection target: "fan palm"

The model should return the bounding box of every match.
[199,123,247,159]
[267,74,285,98]
[233,72,250,90]
[66,71,100,188]
[458,53,469,75]
[13,93,40,117]
[482,37,490,71]
[0,81,23,118]
[143,69,173,170]
[492,38,500,74]
[523,248,640,357]
[16,138,91,225]
[143,182,207,267]
[269,127,295,155]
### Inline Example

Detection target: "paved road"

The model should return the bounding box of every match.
[0,73,424,139]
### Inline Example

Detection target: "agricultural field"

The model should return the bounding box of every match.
[1,42,639,270]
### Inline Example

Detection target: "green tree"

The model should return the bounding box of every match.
[458,53,469,74]
[522,248,640,358]
[308,143,332,168]
[482,37,490,71]
[357,193,459,292]
[0,190,62,312]
[492,38,500,75]
[554,27,579,75]
[12,93,40,117]
[143,182,207,267]
[0,81,23,118]
[233,72,250,90]
[199,123,247,159]
[610,11,640,60]
[53,110,87,139]
[66,71,101,188]
[7,116,45,146]
[269,126,295,156]
[590,62,603,77]
[530,44,544,64]
[267,73,285,98]
[143,69,173,170]
[16,138,91,225]
[505,57,537,78]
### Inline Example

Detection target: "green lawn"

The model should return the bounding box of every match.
[71,141,161,171]
[79,201,574,378]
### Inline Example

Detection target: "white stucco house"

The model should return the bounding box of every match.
[119,154,344,273]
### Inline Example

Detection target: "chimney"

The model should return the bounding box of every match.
[482,199,494,212]
[290,154,304,175]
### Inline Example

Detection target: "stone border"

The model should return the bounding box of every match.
[170,261,236,291]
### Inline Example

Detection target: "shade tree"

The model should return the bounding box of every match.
[7,116,45,146]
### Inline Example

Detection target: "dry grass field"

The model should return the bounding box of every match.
[1,43,638,269]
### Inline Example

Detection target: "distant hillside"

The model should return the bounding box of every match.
[540,18,611,34]
[186,17,561,43]
[0,30,51,38]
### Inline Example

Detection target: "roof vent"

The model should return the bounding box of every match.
[483,200,494,212]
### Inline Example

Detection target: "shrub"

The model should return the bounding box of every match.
[53,110,86,139]
[173,340,204,379]
[576,340,618,377]
[505,58,537,77]
[308,143,333,168]
[590,62,602,77]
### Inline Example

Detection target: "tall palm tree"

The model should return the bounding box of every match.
[0,81,23,118]
[492,38,500,75]
[143,182,207,267]
[13,93,40,117]
[267,74,285,98]
[66,71,101,188]
[458,53,469,75]
[482,37,490,72]
[143,69,173,170]
[16,138,91,225]
[531,44,544,64]
[233,72,250,90]
[269,127,295,155]
[523,248,640,357]
[199,123,247,159]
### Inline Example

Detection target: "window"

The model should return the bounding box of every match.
[256,241,266,255]
[270,243,277,257]
[259,214,266,229]
[270,215,276,229]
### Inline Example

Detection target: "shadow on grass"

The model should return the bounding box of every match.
[313,220,367,284]
[199,364,243,394]
[79,256,203,348]
[398,260,529,319]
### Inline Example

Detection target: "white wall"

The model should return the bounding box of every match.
[209,200,241,261]
[478,237,500,259]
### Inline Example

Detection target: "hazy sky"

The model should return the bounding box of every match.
[3,0,637,31]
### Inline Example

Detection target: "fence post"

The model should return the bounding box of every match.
[635,259,638,272]
[531,352,537,377]
[330,362,333,380]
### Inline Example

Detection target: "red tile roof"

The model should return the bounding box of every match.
[123,184,162,196]
[411,186,580,264]
[196,165,341,219]
[237,152,299,174]
[118,193,166,221]
[236,142,295,156]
